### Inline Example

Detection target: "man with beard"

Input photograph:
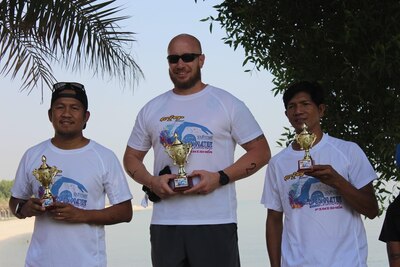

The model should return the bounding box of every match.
[123,33,271,267]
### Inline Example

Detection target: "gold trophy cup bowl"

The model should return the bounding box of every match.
[32,155,62,208]
[295,123,317,171]
[165,133,193,191]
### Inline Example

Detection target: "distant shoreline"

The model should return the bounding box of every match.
[0,205,152,253]
[0,204,151,224]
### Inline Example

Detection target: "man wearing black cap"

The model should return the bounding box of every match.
[9,82,133,267]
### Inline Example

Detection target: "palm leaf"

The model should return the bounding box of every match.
[0,0,143,93]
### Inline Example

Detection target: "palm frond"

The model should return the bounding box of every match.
[0,0,143,92]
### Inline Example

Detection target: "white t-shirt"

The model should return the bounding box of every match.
[128,85,263,225]
[261,134,377,267]
[11,139,133,267]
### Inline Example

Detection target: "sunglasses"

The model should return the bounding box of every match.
[52,82,85,92]
[167,53,201,64]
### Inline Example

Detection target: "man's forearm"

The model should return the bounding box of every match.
[125,160,153,187]
[267,226,282,267]
[84,200,133,225]
[225,135,270,182]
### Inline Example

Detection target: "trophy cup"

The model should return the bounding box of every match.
[32,155,62,208]
[165,133,193,191]
[295,123,317,171]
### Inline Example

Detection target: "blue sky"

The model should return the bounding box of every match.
[0,0,289,204]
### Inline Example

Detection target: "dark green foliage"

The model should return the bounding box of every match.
[205,0,400,210]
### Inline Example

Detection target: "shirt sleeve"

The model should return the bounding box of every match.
[103,151,133,205]
[261,160,283,212]
[11,151,34,199]
[347,143,377,189]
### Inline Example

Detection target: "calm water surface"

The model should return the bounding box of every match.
[106,200,388,267]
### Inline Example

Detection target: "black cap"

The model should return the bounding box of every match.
[51,82,88,110]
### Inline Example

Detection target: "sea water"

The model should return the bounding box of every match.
[106,200,388,267]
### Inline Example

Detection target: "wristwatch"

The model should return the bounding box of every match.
[15,201,27,219]
[218,170,230,186]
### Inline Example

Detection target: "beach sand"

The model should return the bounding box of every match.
[0,205,150,267]
[0,217,34,266]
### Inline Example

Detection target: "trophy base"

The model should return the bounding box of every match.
[169,177,193,192]
[42,196,56,209]
[298,159,314,172]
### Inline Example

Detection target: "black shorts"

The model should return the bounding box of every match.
[150,223,241,267]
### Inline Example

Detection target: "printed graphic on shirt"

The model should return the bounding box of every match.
[159,116,213,155]
[47,176,89,208]
[288,175,343,211]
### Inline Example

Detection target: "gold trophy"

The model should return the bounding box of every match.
[295,123,317,171]
[165,133,193,191]
[32,155,62,208]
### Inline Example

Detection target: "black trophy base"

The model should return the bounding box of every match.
[169,176,193,192]
[298,159,314,172]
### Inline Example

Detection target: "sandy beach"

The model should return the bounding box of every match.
[0,204,149,242]
[0,217,34,266]
[0,205,151,267]
[0,217,34,241]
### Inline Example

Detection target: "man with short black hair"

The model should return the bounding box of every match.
[9,82,133,267]
[261,81,378,267]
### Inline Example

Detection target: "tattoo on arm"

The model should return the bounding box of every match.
[246,163,257,175]
[242,134,264,175]
[127,170,137,179]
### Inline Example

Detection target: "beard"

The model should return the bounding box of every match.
[169,68,202,90]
